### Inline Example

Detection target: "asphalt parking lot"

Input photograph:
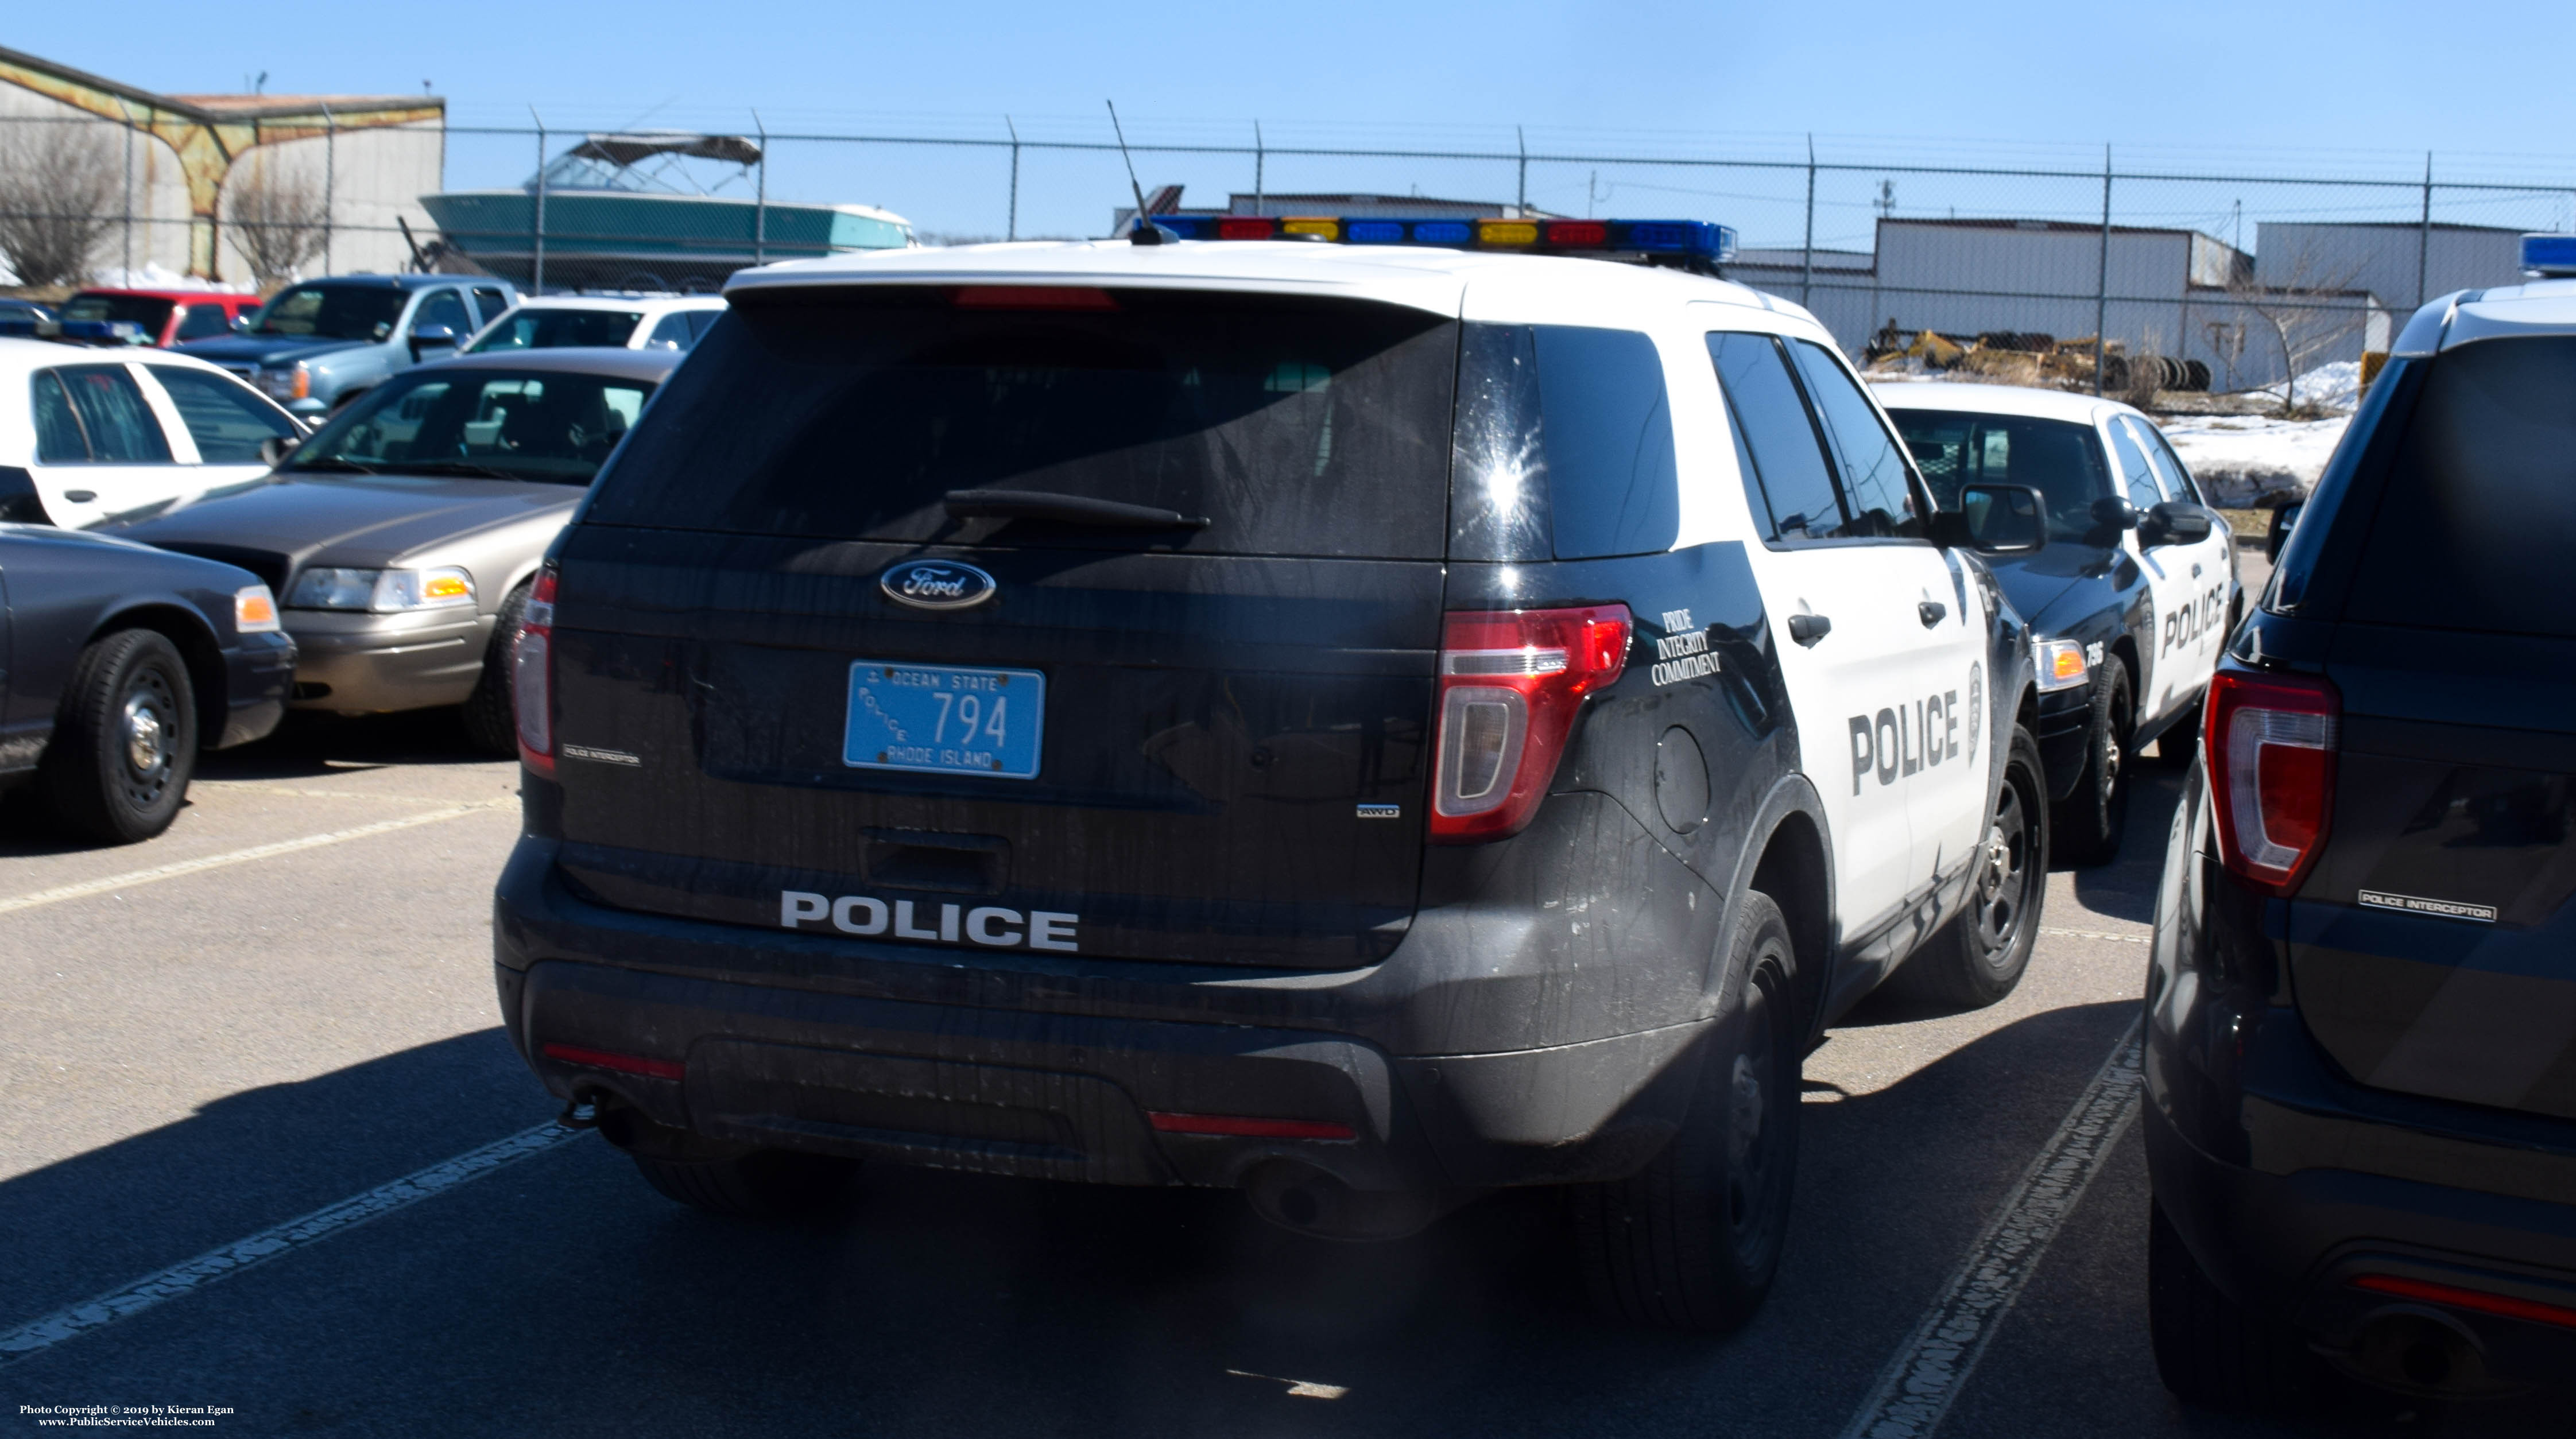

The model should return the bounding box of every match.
[0,564,2564,1439]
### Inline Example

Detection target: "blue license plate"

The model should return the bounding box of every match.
[843,660,1045,779]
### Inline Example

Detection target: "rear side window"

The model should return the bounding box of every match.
[1709,331,1841,542]
[589,289,1458,559]
[149,367,298,461]
[1785,339,1922,539]
[43,365,172,463]
[1451,324,1681,561]
[32,373,88,462]
[2344,335,2576,638]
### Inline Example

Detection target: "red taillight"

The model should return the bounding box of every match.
[2203,669,2338,895]
[1545,220,1610,247]
[952,285,1117,310]
[2350,1274,2576,1331]
[514,567,558,778]
[540,1042,684,1081]
[1146,1111,1357,1140]
[1429,604,1631,844]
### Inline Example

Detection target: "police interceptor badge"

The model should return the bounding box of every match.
[882,560,998,611]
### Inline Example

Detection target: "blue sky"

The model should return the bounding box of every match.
[14,2,2573,245]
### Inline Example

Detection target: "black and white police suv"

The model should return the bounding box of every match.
[2144,239,2576,1407]
[1876,383,2237,866]
[493,216,2047,1331]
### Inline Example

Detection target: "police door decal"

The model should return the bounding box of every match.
[1847,662,1979,795]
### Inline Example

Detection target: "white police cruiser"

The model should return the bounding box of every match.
[494,215,2048,1332]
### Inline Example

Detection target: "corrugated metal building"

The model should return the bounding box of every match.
[0,45,442,284]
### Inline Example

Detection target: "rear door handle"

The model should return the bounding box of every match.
[1788,613,1832,646]
[1918,601,1947,627]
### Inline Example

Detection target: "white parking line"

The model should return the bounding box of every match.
[0,1123,580,1363]
[1836,1019,2145,1439]
[0,801,509,919]
[2040,926,2152,945]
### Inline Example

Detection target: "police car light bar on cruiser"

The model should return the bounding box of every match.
[2520,233,2576,276]
[1149,215,1739,265]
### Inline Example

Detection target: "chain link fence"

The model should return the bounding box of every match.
[6,107,2573,393]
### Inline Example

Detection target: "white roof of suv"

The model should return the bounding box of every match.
[723,239,1820,332]
[465,294,725,350]
[1870,380,2130,426]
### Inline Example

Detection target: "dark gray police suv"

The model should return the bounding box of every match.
[495,234,2048,1332]
[2147,268,2576,1409]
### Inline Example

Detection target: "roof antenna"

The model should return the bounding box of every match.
[1105,100,1169,245]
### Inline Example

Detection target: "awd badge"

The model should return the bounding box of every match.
[882,560,998,612]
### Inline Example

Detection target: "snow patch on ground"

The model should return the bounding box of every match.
[2160,414,2348,507]
[84,263,258,293]
[2225,358,2364,413]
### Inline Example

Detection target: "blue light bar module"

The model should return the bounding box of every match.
[2521,233,2576,276]
[1148,215,1738,267]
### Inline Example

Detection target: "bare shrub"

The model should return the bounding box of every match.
[0,118,121,288]
[224,153,328,286]
[2228,246,2370,416]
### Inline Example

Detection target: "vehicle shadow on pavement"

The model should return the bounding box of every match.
[11,999,2498,1437]
[197,709,508,782]
[2062,763,2189,929]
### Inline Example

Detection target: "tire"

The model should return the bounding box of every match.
[2149,1201,2313,1411]
[630,1149,854,1220]
[1889,726,2048,1010]
[2052,660,2133,867]
[459,582,528,757]
[38,629,198,845]
[1573,891,1801,1332]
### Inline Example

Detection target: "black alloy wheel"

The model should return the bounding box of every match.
[1892,726,2048,1009]
[1574,890,1802,1332]
[2055,662,2133,867]
[40,629,199,845]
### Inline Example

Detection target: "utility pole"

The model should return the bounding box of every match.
[529,108,547,294]
[322,103,336,277]
[1253,120,1265,216]
[1005,116,1020,242]
[1800,133,1816,307]
[2417,152,2434,309]
[1516,126,1527,216]
[752,110,768,265]
[2094,146,2113,397]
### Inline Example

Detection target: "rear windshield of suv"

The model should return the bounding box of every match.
[584,287,1458,558]
[2344,336,2576,638]
[1892,410,2110,542]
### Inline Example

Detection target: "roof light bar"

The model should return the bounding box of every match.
[1146,215,1737,263]
[2521,233,2576,277]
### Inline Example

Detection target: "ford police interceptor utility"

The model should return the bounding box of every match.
[492,216,2049,1331]
[1876,383,2238,866]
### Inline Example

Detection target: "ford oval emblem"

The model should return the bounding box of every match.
[881,559,997,611]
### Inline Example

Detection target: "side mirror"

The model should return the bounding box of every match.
[2267,499,2303,561]
[409,324,456,360]
[1934,482,2047,554]
[2090,496,2141,533]
[258,434,303,467]
[231,312,258,333]
[2140,498,2213,548]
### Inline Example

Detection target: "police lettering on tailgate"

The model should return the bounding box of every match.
[1848,662,1981,795]
[780,890,1079,952]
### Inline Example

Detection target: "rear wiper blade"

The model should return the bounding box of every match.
[944,488,1208,530]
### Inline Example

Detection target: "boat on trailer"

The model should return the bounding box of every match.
[420,132,913,292]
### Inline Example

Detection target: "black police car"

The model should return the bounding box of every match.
[2145,256,2576,1407]
[0,470,295,841]
[494,225,2048,1331]
[1878,382,2238,865]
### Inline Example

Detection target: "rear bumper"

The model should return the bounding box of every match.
[2146,1000,2576,1393]
[285,608,492,714]
[493,820,1719,1194]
